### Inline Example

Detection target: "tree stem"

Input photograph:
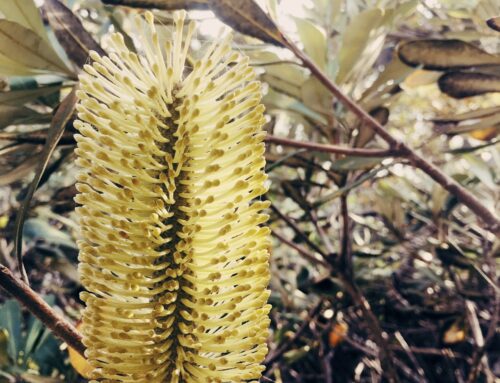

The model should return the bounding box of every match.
[0,265,85,358]
[337,192,399,382]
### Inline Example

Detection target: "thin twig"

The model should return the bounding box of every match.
[464,301,489,381]
[339,194,353,279]
[345,335,419,383]
[271,230,330,269]
[251,60,303,67]
[0,264,85,358]
[265,301,323,366]
[337,190,400,383]
[319,336,333,383]
[340,277,400,383]
[282,38,500,235]
[265,134,398,158]
[269,203,327,257]
[466,241,500,383]
[308,209,335,255]
[394,331,427,382]
[465,297,498,383]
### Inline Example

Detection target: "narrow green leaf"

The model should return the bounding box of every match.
[294,18,326,69]
[0,53,38,76]
[265,149,307,172]
[336,7,384,84]
[314,166,386,207]
[24,296,56,356]
[14,88,77,284]
[0,20,72,75]
[300,77,332,115]
[262,73,302,99]
[0,0,48,42]
[0,300,21,361]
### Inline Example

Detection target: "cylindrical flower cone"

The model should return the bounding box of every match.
[74,10,271,383]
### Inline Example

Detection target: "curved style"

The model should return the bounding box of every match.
[74,10,271,383]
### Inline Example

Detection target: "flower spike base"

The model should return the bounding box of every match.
[74,11,271,383]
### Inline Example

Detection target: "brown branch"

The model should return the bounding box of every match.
[339,194,352,279]
[0,264,85,358]
[282,38,500,235]
[337,191,400,382]
[265,134,398,157]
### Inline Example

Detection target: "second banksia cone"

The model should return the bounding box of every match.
[74,10,271,383]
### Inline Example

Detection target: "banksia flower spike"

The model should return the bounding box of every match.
[74,10,271,383]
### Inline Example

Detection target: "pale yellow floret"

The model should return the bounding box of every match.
[75,10,270,383]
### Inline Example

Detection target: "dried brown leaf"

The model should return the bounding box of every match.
[44,0,106,68]
[209,0,286,46]
[0,20,72,75]
[355,107,389,148]
[0,0,48,42]
[486,16,500,32]
[102,0,285,46]
[397,39,500,70]
[438,71,500,98]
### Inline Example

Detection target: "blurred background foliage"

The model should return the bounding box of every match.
[0,0,498,382]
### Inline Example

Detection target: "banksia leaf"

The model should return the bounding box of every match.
[74,11,271,383]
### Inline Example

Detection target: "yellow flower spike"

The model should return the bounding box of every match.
[75,10,271,383]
